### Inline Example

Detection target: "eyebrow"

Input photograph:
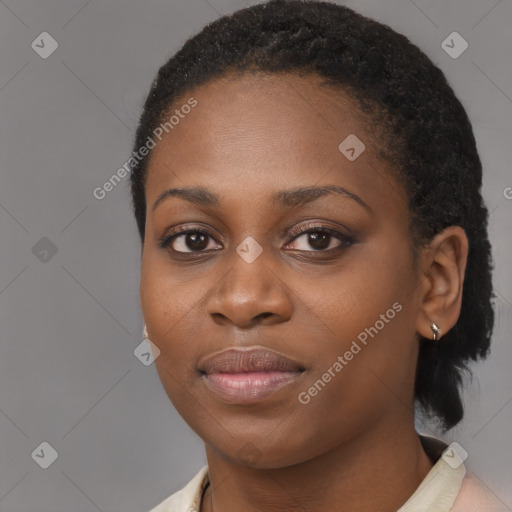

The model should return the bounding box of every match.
[151,185,372,213]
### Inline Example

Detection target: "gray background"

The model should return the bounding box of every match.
[0,0,511,510]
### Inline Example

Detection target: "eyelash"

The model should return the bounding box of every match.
[158,222,354,255]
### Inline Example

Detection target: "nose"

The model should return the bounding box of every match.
[205,248,293,329]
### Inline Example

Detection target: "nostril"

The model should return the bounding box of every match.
[256,312,273,320]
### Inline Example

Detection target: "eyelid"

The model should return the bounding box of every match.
[165,223,221,240]
[286,221,352,240]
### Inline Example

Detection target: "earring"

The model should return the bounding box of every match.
[430,322,441,341]
[143,323,149,340]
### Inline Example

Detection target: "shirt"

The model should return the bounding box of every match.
[147,436,507,512]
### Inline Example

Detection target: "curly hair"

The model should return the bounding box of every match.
[129,0,495,430]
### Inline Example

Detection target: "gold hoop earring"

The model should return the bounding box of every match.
[430,322,441,341]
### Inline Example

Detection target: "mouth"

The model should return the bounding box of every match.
[198,346,306,404]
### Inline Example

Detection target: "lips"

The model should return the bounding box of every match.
[198,346,305,404]
[199,346,304,374]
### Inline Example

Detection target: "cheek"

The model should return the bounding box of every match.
[293,239,418,393]
[140,265,204,414]
[296,243,411,338]
[140,255,199,364]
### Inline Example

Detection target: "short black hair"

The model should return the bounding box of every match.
[130,0,495,430]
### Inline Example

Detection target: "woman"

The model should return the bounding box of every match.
[129,1,502,510]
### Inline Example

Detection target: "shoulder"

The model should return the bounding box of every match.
[451,473,509,512]
[148,465,209,512]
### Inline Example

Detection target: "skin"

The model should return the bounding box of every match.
[139,72,468,512]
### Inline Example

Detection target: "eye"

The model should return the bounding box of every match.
[158,223,354,255]
[285,224,353,252]
[159,228,222,253]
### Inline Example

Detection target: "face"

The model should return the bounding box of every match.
[140,72,425,468]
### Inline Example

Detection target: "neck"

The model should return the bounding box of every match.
[201,419,433,512]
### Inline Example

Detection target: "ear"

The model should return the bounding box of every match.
[415,226,469,341]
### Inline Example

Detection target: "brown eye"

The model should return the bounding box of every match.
[286,226,353,252]
[160,229,222,253]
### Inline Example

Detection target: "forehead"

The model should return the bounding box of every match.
[144,72,406,214]
[149,72,366,167]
